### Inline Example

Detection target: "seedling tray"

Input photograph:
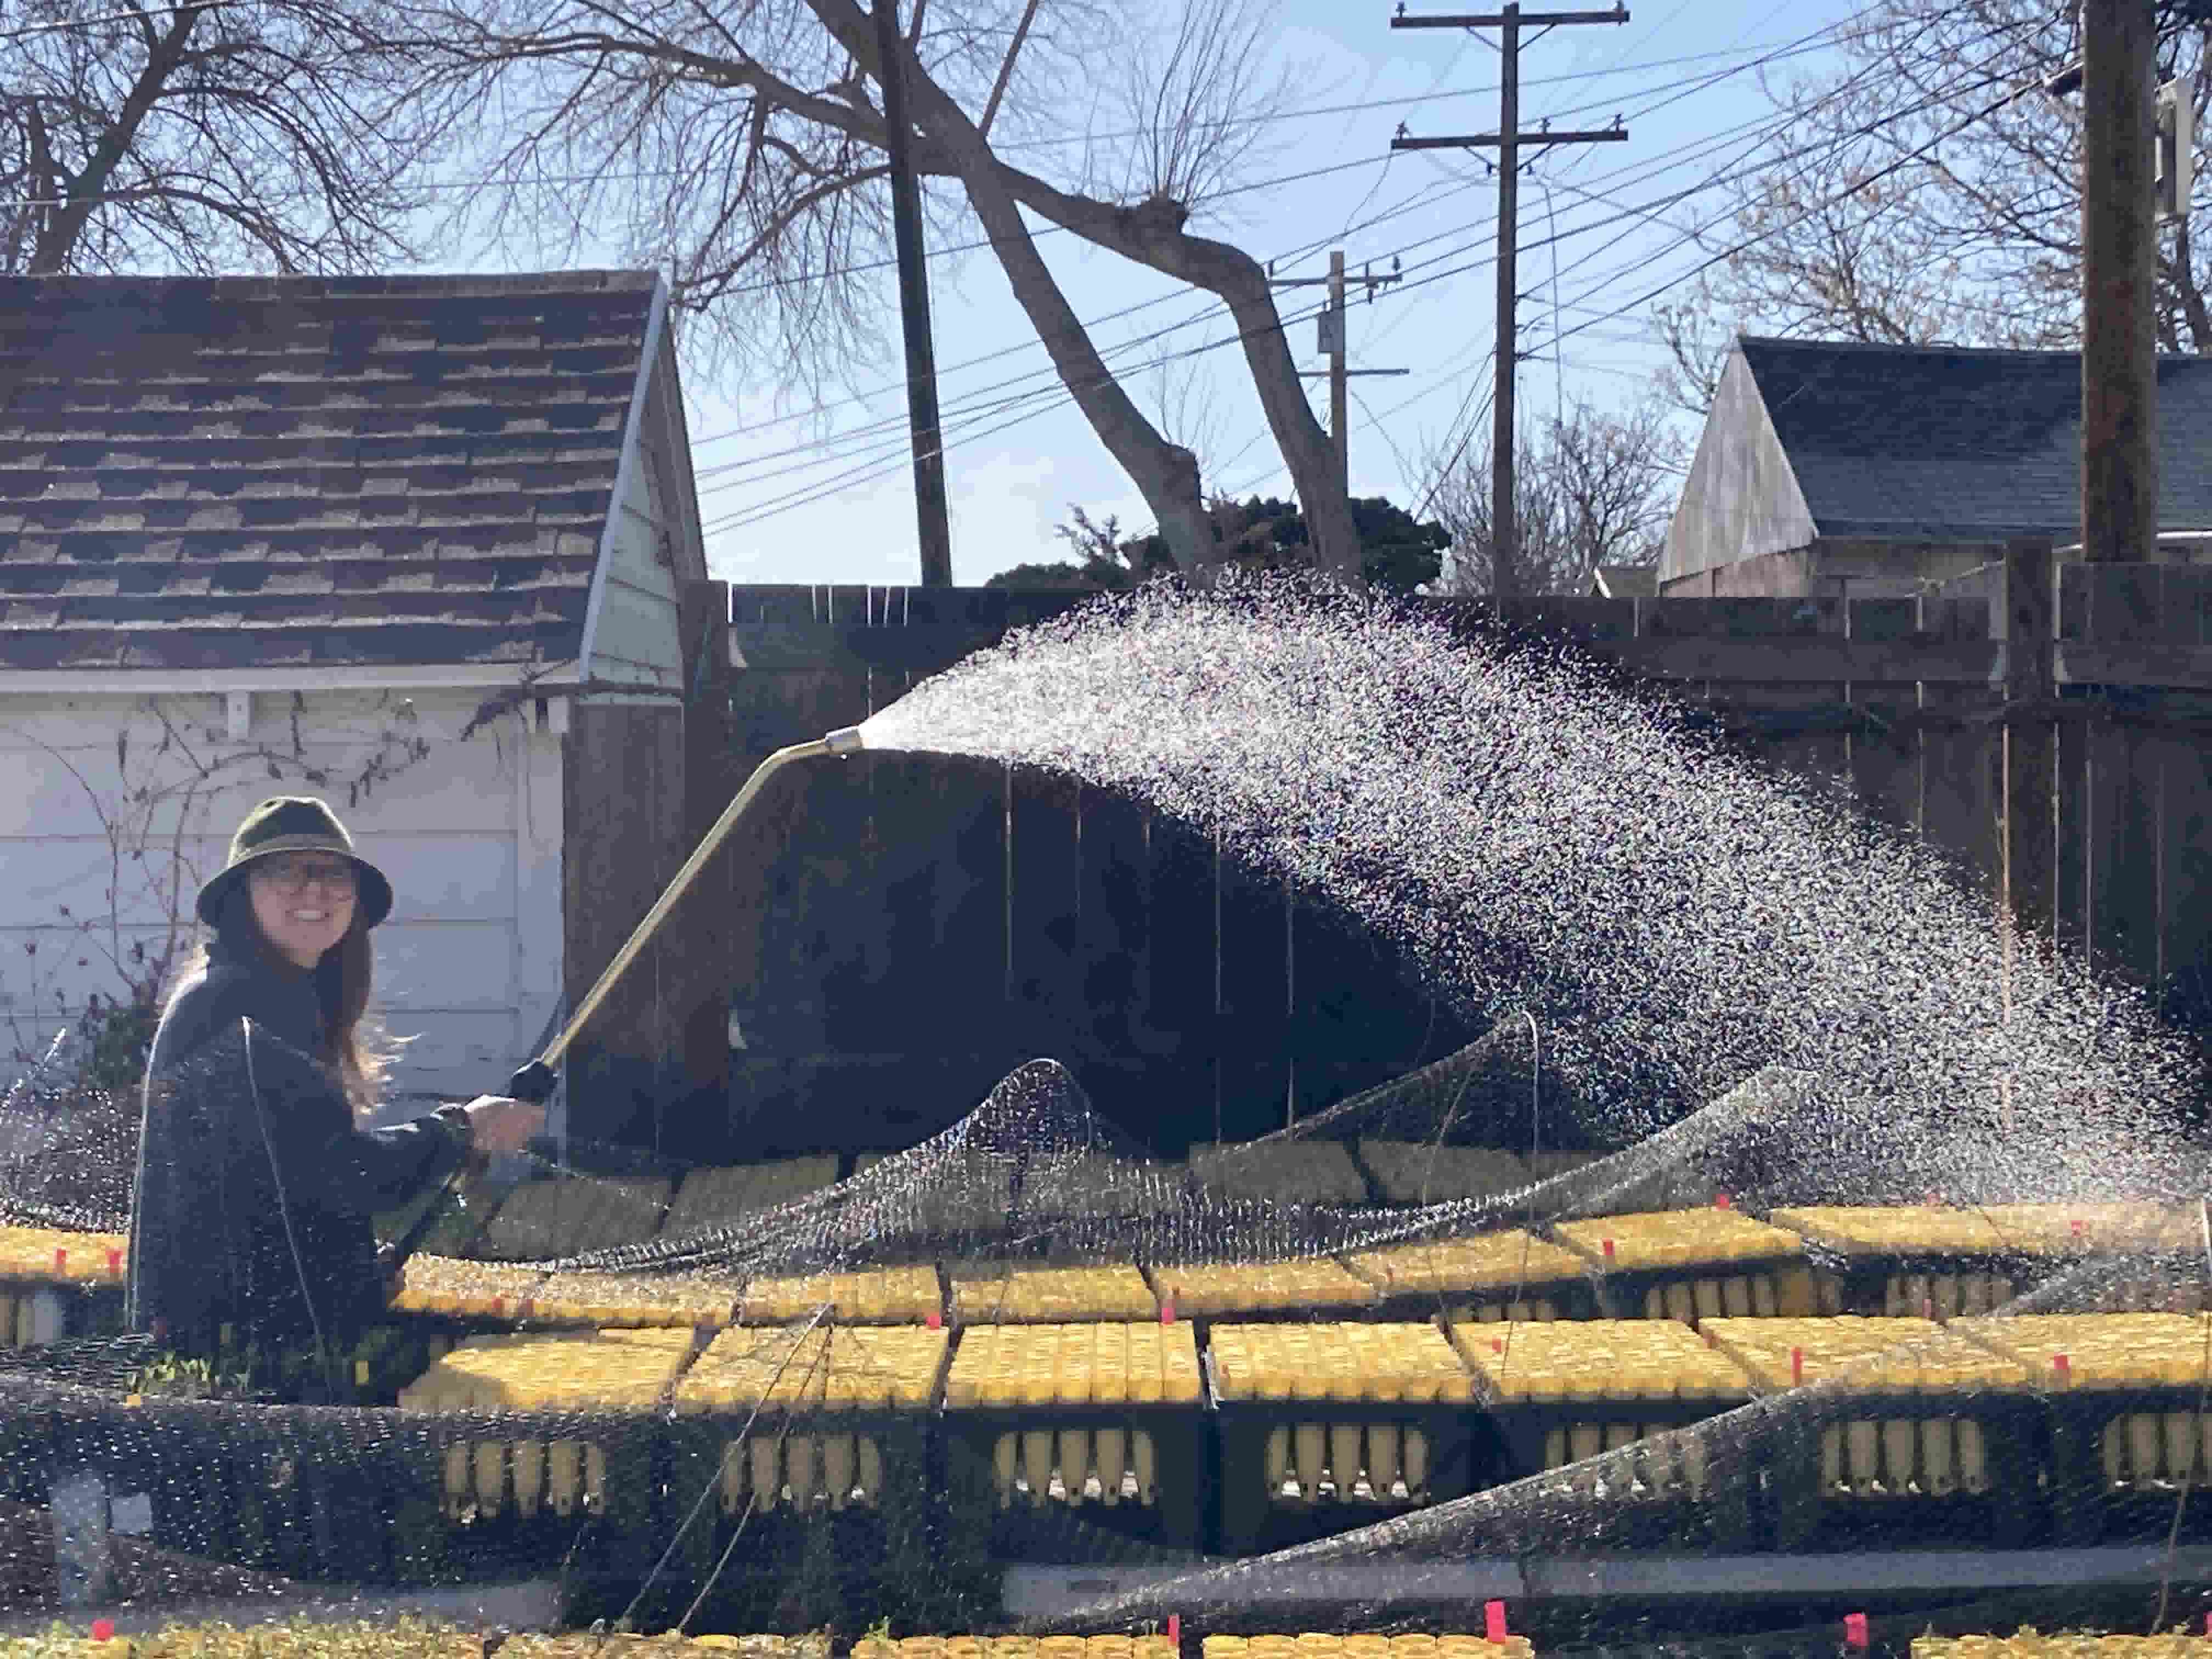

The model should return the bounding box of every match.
[1141,1259,1381,1331]
[946,1261,1160,1324]
[1475,1386,1753,1547]
[0,1227,128,1348]
[0,1274,124,1350]
[1451,1319,1758,1547]
[1346,1233,1599,1324]
[1550,1210,1827,1326]
[1763,1205,2113,1318]
[1204,1319,1490,1556]
[385,1398,674,1581]
[2036,1383,2212,1544]
[941,1397,1208,1552]
[1761,1385,2046,1550]
[662,1407,936,1582]
[1210,1390,1484,1556]
[1593,1257,1835,1324]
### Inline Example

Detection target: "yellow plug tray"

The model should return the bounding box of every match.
[1146,1258,1378,1316]
[473,1176,673,1260]
[1770,1206,2018,1256]
[1915,1634,2212,1659]
[948,1264,1158,1324]
[1358,1141,1533,1205]
[0,1224,127,1284]
[1704,1316,2028,1394]
[1189,1140,1372,1206]
[397,1327,696,1413]
[1959,1312,2212,1390]
[1347,1231,1588,1298]
[1553,1209,1805,1271]
[1209,1321,1478,1403]
[660,1158,841,1239]
[387,1254,548,1319]
[944,1322,1203,1408]
[530,1268,741,1328]
[674,1323,947,1412]
[1204,1638,1534,1659]
[1971,1204,2203,1253]
[740,1265,943,1324]
[851,1640,1177,1659]
[1454,1318,1752,1404]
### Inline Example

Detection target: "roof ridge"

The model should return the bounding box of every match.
[0,269,659,296]
[0,272,667,673]
[1738,332,2212,368]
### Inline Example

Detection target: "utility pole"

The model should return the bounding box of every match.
[1391,3,1628,596]
[1271,250,1407,501]
[873,0,954,585]
[1331,251,1349,495]
[2079,0,2160,566]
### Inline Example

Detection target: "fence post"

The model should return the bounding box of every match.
[2000,535,2058,957]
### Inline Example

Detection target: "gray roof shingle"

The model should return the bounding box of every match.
[0,270,659,673]
[1739,335,2212,542]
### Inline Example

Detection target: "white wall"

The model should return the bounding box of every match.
[0,687,564,1109]
[584,362,695,704]
[1661,346,1819,585]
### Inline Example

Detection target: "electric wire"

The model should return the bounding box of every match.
[0,1,224,45]
[683,14,1864,457]
[704,19,1911,537]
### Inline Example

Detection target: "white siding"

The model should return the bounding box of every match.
[1661,345,1820,584]
[582,360,691,704]
[0,688,565,1109]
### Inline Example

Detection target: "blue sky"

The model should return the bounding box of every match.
[647,0,1871,587]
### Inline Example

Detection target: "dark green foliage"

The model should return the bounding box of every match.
[1002,496,1447,592]
[71,993,159,1100]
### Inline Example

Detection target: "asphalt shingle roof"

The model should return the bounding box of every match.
[0,270,659,673]
[1738,335,2212,541]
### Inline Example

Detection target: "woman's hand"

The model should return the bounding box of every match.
[458,1094,544,1156]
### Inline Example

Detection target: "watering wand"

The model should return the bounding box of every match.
[379,725,868,1278]
[505,724,868,1105]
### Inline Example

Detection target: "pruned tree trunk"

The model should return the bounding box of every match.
[811,0,1358,587]
[969,160,1362,588]
[806,0,1218,574]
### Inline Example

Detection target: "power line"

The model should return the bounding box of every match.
[0,1,223,46]
[688,169,1478,467]
[1402,38,2019,520]
[687,17,1865,456]
[0,22,1855,216]
[701,15,1892,514]
[1517,68,2049,370]
[704,4,1987,541]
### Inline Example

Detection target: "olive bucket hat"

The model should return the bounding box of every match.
[195,795,394,929]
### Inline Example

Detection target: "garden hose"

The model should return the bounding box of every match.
[507,725,867,1104]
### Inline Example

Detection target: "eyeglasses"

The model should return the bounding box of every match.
[252,855,360,895]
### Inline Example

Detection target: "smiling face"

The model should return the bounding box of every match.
[246,853,360,969]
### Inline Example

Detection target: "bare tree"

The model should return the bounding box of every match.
[1654,0,2212,411]
[0,1,466,275]
[1425,396,1682,597]
[0,692,451,1080]
[413,0,1359,584]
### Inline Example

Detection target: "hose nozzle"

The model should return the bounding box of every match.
[824,725,866,755]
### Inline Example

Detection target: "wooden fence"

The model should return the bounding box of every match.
[648,556,2212,1164]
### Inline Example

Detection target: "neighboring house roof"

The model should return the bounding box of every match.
[1738,335,2212,541]
[1590,563,1657,599]
[0,270,665,675]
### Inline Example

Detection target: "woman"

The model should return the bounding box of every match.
[126,795,541,1368]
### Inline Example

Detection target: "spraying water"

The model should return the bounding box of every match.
[861,577,2193,1201]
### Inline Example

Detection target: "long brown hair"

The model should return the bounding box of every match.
[162,894,408,1117]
